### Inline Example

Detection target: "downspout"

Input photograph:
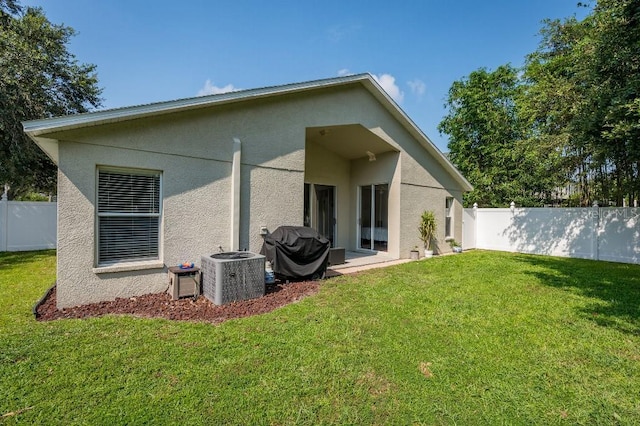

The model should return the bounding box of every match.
[230,138,241,251]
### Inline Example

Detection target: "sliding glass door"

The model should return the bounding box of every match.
[315,185,335,247]
[304,183,336,247]
[359,184,388,251]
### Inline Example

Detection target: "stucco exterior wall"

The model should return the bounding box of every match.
[241,165,304,252]
[56,139,232,308]
[327,93,464,258]
[349,152,401,258]
[399,184,464,256]
[304,141,351,248]
[50,84,468,308]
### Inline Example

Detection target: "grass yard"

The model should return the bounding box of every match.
[1,250,639,425]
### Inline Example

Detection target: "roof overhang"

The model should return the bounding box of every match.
[23,73,472,191]
[306,124,399,160]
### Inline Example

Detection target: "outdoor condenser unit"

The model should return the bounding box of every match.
[201,251,265,305]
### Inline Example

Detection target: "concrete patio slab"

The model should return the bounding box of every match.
[326,251,413,277]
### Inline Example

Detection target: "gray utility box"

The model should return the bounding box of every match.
[328,247,346,266]
[201,252,265,305]
[167,266,200,300]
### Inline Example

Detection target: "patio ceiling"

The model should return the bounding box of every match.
[306,124,399,160]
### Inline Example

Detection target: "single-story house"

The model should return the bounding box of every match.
[24,73,472,308]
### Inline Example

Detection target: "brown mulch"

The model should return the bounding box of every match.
[35,281,321,324]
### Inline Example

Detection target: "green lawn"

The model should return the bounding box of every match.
[1,250,639,425]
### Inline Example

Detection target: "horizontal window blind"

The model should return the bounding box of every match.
[97,169,161,265]
[98,217,159,263]
[98,171,160,214]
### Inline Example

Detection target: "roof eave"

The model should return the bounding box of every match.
[22,74,373,138]
[30,136,59,164]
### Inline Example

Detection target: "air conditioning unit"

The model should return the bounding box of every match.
[201,252,265,305]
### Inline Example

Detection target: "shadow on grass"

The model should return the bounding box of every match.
[513,254,640,336]
[0,249,56,269]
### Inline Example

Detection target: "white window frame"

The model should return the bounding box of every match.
[445,196,454,240]
[95,167,162,267]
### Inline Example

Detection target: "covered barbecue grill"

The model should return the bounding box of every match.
[260,226,330,280]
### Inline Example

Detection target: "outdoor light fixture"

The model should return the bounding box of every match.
[366,151,376,162]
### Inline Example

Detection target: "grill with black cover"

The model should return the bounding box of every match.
[260,226,330,280]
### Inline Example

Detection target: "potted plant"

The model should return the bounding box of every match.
[410,245,420,260]
[418,210,437,258]
[449,239,463,253]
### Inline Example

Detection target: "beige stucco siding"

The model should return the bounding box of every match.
[304,141,351,248]
[241,165,304,252]
[399,184,464,255]
[349,152,401,257]
[341,95,465,255]
[55,138,231,308]
[52,92,319,307]
[50,83,468,307]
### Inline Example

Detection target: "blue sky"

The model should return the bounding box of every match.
[23,0,590,152]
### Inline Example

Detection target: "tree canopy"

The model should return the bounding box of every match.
[440,0,640,207]
[0,0,101,198]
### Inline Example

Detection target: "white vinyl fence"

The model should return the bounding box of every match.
[0,196,57,252]
[463,204,640,265]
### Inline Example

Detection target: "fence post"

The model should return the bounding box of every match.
[592,201,600,261]
[0,185,8,252]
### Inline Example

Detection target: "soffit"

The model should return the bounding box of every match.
[306,124,398,160]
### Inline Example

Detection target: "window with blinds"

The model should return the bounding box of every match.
[97,168,161,265]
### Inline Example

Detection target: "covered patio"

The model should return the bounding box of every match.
[304,123,401,258]
[326,250,412,277]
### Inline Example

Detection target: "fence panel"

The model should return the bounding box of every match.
[505,207,596,260]
[598,208,640,264]
[475,209,515,253]
[462,208,476,249]
[0,199,57,252]
[467,206,639,265]
[0,198,7,251]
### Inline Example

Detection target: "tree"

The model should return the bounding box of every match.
[0,0,20,20]
[524,0,640,206]
[438,65,563,207]
[521,17,590,205]
[440,0,640,207]
[0,1,101,198]
[585,0,640,205]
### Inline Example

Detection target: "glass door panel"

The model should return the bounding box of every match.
[303,183,311,227]
[359,184,388,252]
[373,184,388,251]
[359,185,372,249]
[315,185,335,247]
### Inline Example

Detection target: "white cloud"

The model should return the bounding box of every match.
[372,73,404,103]
[408,79,426,97]
[197,79,239,96]
[337,68,352,77]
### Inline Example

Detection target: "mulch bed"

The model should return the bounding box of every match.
[35,280,321,324]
